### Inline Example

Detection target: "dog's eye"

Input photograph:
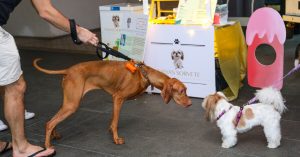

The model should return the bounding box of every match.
[180,89,185,94]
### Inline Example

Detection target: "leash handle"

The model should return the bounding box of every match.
[96,42,110,60]
[95,42,132,61]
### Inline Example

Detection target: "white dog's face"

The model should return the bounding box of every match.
[171,50,184,61]
[201,93,225,122]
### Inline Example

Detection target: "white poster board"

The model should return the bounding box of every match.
[144,24,216,98]
[99,4,147,61]
[118,13,148,61]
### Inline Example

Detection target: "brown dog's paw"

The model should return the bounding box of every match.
[51,130,62,140]
[113,137,125,145]
[45,142,52,149]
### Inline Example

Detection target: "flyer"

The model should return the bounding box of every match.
[176,0,217,25]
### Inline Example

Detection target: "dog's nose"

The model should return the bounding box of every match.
[185,103,192,108]
[187,99,192,105]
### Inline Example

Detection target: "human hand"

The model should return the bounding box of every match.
[77,26,99,46]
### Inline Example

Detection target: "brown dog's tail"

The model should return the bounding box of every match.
[33,58,67,75]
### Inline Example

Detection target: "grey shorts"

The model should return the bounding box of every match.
[0,26,23,86]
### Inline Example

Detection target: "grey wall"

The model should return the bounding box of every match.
[228,0,265,17]
[3,0,266,37]
[3,0,131,37]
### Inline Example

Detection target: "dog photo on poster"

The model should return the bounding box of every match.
[144,24,216,98]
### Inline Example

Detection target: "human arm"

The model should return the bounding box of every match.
[31,0,99,46]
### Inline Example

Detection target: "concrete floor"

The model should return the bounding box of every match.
[1,35,300,157]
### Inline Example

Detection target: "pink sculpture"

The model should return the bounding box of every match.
[246,7,286,89]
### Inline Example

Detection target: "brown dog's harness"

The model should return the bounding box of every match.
[135,62,153,90]
[135,63,149,83]
[131,61,154,90]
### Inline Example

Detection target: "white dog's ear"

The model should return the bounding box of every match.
[203,94,220,122]
[201,97,208,109]
[217,92,228,101]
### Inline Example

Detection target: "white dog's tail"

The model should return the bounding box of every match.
[255,87,287,114]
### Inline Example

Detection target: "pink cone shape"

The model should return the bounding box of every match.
[246,7,286,45]
[246,7,285,89]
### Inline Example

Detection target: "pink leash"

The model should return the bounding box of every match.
[235,64,300,127]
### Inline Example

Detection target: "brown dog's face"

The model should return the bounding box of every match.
[202,93,224,122]
[161,78,192,107]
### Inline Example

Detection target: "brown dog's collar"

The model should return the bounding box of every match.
[135,63,151,86]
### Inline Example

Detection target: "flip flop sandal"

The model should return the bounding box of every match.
[28,148,56,157]
[0,141,12,154]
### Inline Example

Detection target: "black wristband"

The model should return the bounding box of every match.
[69,19,82,45]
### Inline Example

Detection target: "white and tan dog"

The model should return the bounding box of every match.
[202,87,287,148]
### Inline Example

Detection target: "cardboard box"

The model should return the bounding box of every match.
[286,0,300,16]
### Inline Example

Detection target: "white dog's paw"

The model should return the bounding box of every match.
[222,142,235,148]
[267,143,280,149]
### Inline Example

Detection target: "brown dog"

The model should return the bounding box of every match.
[33,58,192,148]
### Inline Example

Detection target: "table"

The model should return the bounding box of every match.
[282,15,300,23]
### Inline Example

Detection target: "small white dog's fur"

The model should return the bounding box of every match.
[202,87,287,148]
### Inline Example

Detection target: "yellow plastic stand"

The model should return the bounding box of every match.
[149,0,178,24]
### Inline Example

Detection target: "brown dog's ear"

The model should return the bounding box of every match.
[161,79,173,104]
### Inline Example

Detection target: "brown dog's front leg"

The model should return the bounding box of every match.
[109,96,125,144]
[51,128,62,140]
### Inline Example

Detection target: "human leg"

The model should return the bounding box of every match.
[0,110,35,132]
[0,26,55,157]
[4,76,55,156]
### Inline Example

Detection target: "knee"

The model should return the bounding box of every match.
[10,77,26,94]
